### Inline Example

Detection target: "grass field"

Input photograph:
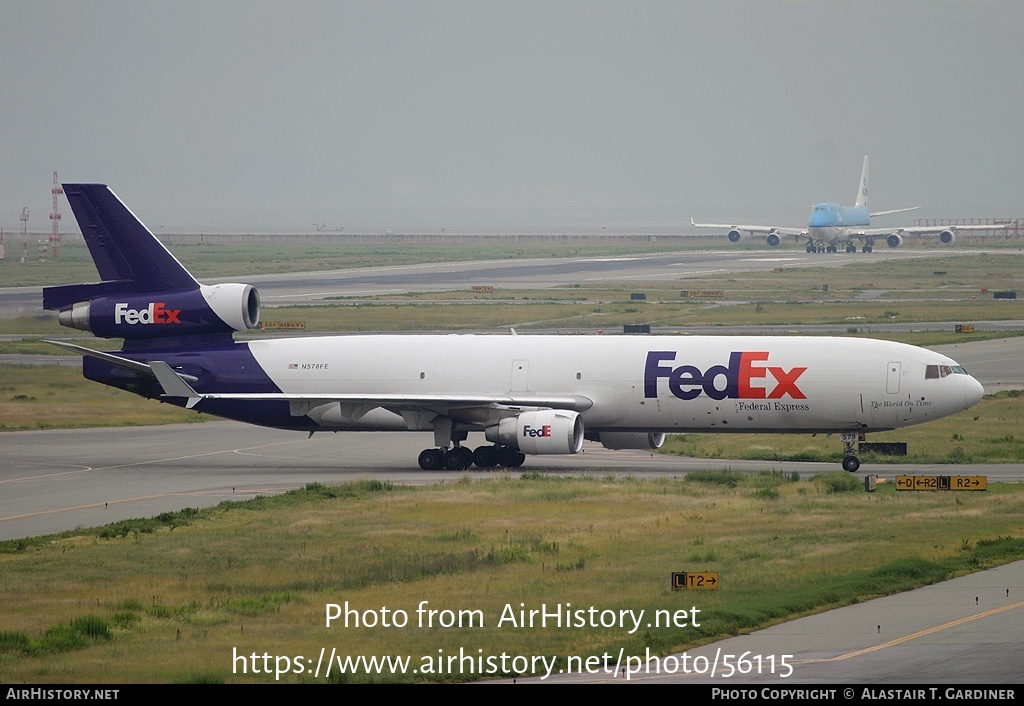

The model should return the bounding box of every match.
[0,365,207,430]
[4,249,1022,336]
[1,239,723,288]
[3,237,1024,288]
[1,474,1023,683]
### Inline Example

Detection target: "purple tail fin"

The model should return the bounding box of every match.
[43,184,259,345]
[43,184,198,311]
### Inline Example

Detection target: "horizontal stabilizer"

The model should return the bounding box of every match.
[44,340,198,383]
[43,280,136,312]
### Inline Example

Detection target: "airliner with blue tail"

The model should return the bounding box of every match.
[692,156,995,252]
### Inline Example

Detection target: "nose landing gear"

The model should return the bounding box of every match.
[840,432,861,472]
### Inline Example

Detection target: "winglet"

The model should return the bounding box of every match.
[149,360,202,409]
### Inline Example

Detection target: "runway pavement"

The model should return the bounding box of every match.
[4,419,1024,542]
[0,246,972,314]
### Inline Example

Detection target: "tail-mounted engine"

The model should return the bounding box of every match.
[486,410,584,454]
[55,283,261,339]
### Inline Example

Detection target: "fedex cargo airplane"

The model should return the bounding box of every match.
[44,184,984,473]
[692,156,996,253]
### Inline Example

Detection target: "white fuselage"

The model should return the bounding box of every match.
[244,334,982,435]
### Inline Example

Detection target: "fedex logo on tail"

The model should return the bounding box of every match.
[114,302,182,325]
[645,351,807,401]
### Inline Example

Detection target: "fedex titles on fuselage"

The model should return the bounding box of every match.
[645,351,807,405]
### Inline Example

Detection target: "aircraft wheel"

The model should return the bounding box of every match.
[512,452,526,468]
[473,445,499,469]
[444,446,474,470]
[418,448,444,471]
[496,446,520,468]
[842,455,861,473]
[863,246,872,253]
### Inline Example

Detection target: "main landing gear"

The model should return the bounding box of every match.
[417,444,526,471]
[805,240,873,254]
[420,416,528,470]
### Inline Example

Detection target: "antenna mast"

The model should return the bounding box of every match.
[50,171,62,259]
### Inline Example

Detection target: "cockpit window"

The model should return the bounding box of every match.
[926,364,968,379]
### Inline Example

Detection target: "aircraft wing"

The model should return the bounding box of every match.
[690,218,805,236]
[870,206,921,218]
[146,361,592,430]
[45,340,199,381]
[176,390,594,412]
[883,224,1006,236]
[854,224,1008,237]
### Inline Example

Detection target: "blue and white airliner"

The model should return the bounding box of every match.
[44,183,984,472]
[692,156,995,252]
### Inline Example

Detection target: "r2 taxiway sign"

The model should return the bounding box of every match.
[895,475,987,491]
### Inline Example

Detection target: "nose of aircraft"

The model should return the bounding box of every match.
[964,375,985,408]
[808,208,834,228]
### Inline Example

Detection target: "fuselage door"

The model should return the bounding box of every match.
[511,360,530,392]
[886,362,902,394]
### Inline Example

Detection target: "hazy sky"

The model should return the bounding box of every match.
[2,1,1022,234]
